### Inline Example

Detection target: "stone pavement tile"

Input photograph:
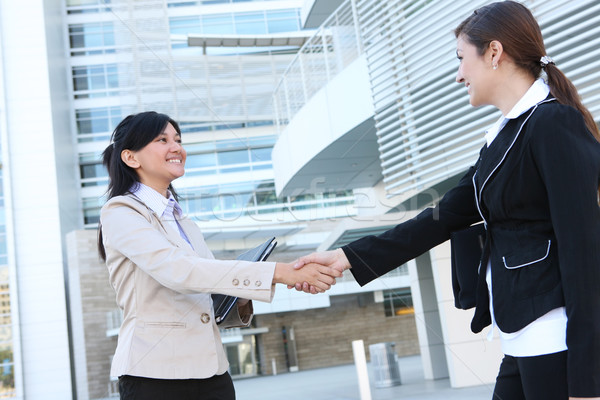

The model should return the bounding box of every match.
[234,355,494,400]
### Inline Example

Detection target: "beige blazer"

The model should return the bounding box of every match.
[101,195,276,379]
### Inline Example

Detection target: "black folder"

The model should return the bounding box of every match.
[212,237,277,325]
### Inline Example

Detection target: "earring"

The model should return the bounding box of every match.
[493,64,498,70]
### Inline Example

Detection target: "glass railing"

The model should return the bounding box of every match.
[272,0,362,132]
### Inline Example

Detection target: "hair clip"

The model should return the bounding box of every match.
[540,55,555,68]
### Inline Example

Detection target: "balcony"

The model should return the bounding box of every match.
[272,0,382,198]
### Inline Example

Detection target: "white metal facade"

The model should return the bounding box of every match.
[357,0,600,199]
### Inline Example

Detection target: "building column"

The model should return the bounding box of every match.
[409,255,449,380]
[429,241,502,388]
[0,0,76,398]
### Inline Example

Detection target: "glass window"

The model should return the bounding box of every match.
[84,209,100,225]
[80,163,106,180]
[202,14,234,34]
[67,0,112,13]
[184,142,215,153]
[0,235,5,258]
[220,191,251,211]
[69,22,114,50]
[383,290,413,317]
[217,149,249,165]
[169,16,201,35]
[0,347,14,397]
[106,65,119,88]
[73,64,120,98]
[266,9,300,33]
[72,67,89,91]
[216,138,247,150]
[185,153,217,169]
[0,266,13,397]
[250,147,271,163]
[67,0,105,5]
[69,25,85,48]
[234,12,266,34]
[247,135,276,146]
[76,106,121,136]
[167,1,198,7]
[255,189,277,206]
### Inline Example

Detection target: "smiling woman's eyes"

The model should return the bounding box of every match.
[154,136,182,144]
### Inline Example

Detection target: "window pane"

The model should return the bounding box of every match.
[186,153,216,169]
[76,107,120,135]
[90,75,105,90]
[69,28,85,48]
[234,12,265,34]
[170,16,201,35]
[266,9,299,33]
[104,30,115,46]
[107,66,119,88]
[73,76,89,91]
[383,290,413,317]
[202,14,234,34]
[250,147,271,163]
[218,150,249,165]
[80,163,107,179]
[84,209,100,224]
[267,18,298,33]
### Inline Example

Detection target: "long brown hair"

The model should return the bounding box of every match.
[454,1,600,141]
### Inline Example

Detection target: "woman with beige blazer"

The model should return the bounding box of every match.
[98,111,340,400]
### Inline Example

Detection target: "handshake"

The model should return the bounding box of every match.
[273,248,351,294]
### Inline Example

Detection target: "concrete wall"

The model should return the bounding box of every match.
[67,230,118,400]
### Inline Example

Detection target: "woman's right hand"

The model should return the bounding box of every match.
[273,261,341,293]
[287,249,351,293]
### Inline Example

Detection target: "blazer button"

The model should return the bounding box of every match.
[255,280,262,287]
[201,313,211,324]
[232,279,239,286]
[243,279,250,286]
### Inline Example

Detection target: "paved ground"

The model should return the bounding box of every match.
[234,355,495,400]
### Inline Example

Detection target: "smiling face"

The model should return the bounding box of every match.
[122,122,186,196]
[455,35,496,108]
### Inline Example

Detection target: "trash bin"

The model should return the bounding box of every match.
[369,342,401,388]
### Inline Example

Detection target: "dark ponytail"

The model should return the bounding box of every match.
[544,64,600,141]
[97,111,181,261]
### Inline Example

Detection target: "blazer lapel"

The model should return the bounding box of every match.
[155,214,191,249]
[475,117,522,191]
[178,218,214,259]
[124,193,204,254]
[472,109,533,224]
[472,97,556,221]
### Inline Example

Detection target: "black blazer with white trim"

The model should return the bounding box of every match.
[342,96,600,396]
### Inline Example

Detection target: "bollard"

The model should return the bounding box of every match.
[352,340,372,400]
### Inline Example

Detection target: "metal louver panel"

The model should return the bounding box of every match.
[355,0,600,200]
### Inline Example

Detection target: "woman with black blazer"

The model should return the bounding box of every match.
[98,111,340,400]
[293,2,600,399]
